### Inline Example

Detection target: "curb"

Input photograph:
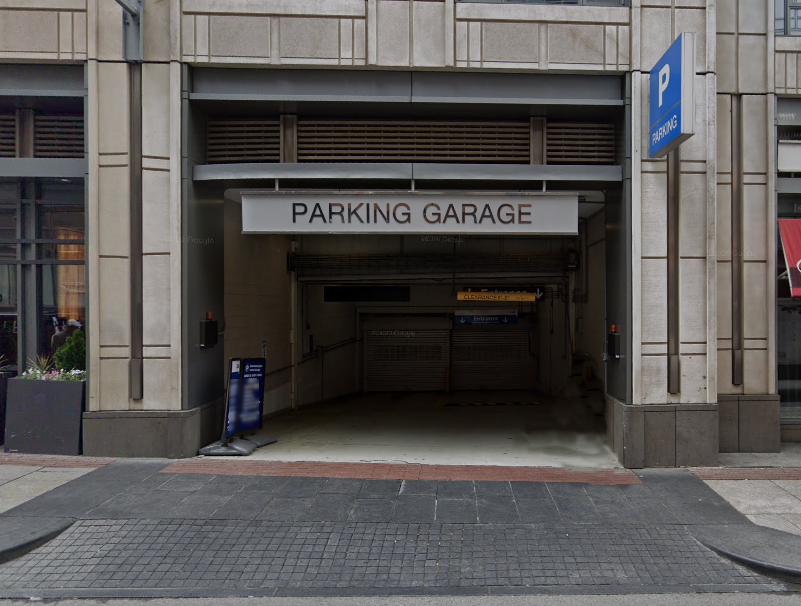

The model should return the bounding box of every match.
[690,524,801,584]
[0,517,74,566]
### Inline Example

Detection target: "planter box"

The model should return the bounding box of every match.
[3,378,85,455]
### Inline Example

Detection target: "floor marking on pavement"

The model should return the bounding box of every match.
[161,460,642,484]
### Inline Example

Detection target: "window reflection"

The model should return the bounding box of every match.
[38,208,85,358]
[41,265,85,358]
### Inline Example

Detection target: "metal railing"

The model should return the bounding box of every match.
[777,0,801,35]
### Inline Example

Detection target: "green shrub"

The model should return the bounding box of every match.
[53,329,86,372]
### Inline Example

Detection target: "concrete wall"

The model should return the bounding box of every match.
[179,0,629,71]
[0,0,87,62]
[575,211,606,381]
[297,284,358,407]
[224,200,293,415]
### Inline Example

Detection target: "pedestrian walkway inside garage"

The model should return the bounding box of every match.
[241,389,617,469]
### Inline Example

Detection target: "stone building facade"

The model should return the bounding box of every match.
[0,0,791,466]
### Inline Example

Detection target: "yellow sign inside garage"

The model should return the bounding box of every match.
[457,292,541,302]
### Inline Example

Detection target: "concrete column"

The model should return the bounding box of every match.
[83,0,186,456]
[615,0,720,467]
[714,0,780,453]
[86,0,132,412]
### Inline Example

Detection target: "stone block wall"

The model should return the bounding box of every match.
[85,1,183,415]
[179,0,630,70]
[0,0,783,462]
[0,0,87,62]
[715,0,778,452]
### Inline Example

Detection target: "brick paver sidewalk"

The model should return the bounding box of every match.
[0,460,788,598]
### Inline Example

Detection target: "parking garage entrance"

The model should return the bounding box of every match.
[213,189,615,468]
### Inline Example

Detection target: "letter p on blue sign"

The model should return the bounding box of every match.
[649,33,696,159]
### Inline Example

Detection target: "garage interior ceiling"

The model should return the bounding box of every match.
[289,253,568,280]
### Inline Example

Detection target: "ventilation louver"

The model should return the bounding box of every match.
[779,126,801,142]
[546,122,615,164]
[297,120,530,163]
[34,115,84,158]
[0,115,15,158]
[206,119,280,164]
[204,118,619,166]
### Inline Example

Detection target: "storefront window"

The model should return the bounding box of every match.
[38,207,85,359]
[0,179,86,369]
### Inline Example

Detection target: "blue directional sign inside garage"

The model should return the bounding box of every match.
[455,311,518,326]
[649,32,696,158]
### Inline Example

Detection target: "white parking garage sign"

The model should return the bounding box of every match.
[240,193,578,236]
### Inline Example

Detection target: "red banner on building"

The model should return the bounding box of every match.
[779,219,801,297]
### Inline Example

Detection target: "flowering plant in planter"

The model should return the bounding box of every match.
[4,330,87,454]
[19,330,87,380]
[20,368,86,381]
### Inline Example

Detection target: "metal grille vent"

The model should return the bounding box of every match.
[451,326,529,390]
[34,115,84,158]
[546,122,615,164]
[0,115,16,158]
[207,119,280,163]
[372,344,444,362]
[297,120,531,163]
[364,329,448,392]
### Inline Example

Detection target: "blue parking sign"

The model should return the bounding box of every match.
[649,33,696,158]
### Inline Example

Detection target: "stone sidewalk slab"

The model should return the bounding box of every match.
[0,468,93,514]
[717,444,801,469]
[704,480,801,515]
[0,466,39,486]
[693,468,801,481]
[746,514,801,537]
